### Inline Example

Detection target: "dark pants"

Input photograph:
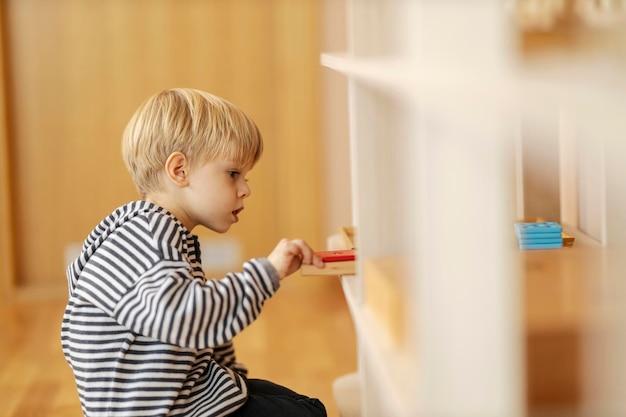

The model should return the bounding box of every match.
[228,379,327,417]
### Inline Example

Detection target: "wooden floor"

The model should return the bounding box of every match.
[0,274,357,417]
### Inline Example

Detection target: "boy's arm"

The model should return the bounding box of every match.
[112,257,280,349]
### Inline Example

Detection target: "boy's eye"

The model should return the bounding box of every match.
[228,170,240,178]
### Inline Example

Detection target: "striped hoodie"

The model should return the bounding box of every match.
[61,201,280,416]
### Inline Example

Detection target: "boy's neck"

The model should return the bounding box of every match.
[145,191,194,232]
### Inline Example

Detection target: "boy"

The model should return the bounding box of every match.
[61,88,327,417]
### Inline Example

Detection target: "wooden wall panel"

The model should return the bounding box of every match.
[0,1,15,302]
[272,0,323,246]
[3,0,322,288]
[320,0,351,239]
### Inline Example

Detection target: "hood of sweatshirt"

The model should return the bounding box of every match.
[65,200,186,296]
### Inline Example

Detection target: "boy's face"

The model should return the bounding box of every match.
[183,158,252,233]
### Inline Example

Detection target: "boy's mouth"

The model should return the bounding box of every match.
[232,207,244,222]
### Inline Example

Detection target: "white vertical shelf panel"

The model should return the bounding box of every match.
[559,108,579,228]
[415,102,523,416]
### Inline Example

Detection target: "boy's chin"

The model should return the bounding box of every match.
[208,224,232,234]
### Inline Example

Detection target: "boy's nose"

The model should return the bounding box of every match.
[240,182,251,198]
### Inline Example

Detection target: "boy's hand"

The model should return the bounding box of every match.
[267,238,324,280]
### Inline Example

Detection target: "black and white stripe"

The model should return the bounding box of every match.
[61,201,279,417]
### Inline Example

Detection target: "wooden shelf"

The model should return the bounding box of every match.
[337,225,604,410]
[363,257,408,347]
[340,274,416,415]
[301,260,355,276]
[521,226,602,408]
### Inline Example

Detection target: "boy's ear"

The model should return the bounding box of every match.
[164,152,190,187]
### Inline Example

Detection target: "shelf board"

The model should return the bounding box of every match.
[321,52,626,110]
[321,52,411,93]
[301,260,355,276]
[321,52,513,101]
[522,225,602,333]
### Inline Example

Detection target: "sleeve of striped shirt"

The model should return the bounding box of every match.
[113,257,279,349]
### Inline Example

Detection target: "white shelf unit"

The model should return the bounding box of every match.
[324,2,522,416]
[322,1,626,417]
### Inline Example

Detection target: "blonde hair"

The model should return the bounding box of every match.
[122,88,263,197]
